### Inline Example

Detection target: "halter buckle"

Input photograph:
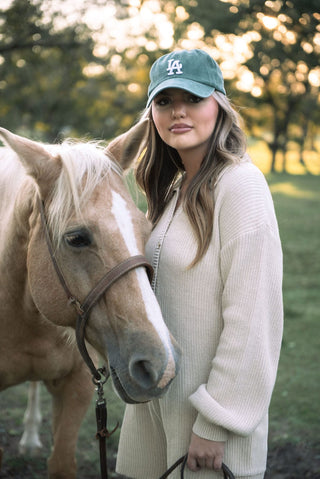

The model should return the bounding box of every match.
[68,296,84,315]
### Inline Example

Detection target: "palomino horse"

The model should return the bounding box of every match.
[0,122,181,479]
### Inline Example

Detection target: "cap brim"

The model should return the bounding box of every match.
[147,78,215,107]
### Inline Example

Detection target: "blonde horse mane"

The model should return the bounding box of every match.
[0,139,122,245]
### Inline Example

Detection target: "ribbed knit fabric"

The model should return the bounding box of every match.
[116,161,283,479]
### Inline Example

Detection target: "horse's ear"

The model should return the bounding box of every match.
[0,127,61,197]
[105,118,150,170]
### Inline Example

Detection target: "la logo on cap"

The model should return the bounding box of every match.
[167,59,183,76]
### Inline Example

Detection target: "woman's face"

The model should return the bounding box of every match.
[151,88,219,161]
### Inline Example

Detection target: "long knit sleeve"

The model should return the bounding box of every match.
[190,162,283,437]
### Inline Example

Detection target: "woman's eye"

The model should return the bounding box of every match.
[64,231,91,248]
[154,96,170,106]
[188,94,202,103]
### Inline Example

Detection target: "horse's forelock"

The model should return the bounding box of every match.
[46,140,114,245]
[1,140,118,245]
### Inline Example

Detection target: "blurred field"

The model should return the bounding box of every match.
[248,139,320,176]
[0,144,319,477]
[267,174,319,445]
[251,142,320,448]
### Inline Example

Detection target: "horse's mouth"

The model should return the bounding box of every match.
[110,366,149,405]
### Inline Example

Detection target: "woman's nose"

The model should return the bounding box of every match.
[171,101,186,118]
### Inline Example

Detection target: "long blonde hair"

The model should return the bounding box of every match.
[136,91,247,266]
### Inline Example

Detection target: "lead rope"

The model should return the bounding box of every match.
[92,378,235,479]
[92,375,234,479]
[93,368,119,479]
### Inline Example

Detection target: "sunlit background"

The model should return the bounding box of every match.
[21,0,320,94]
[0,0,319,174]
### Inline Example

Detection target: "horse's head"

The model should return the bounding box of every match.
[0,127,181,403]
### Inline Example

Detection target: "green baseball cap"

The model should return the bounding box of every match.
[147,49,226,107]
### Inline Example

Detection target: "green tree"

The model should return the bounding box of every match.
[241,1,319,172]
[157,0,320,172]
[0,0,159,141]
[0,0,100,140]
[92,0,319,171]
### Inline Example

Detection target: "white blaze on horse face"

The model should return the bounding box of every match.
[111,191,176,387]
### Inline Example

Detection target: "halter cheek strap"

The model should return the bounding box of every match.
[75,255,153,380]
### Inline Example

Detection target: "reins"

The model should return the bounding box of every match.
[159,454,235,479]
[38,197,235,479]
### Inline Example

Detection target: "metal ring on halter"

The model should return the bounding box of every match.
[92,367,109,386]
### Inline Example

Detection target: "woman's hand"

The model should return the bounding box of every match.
[187,432,225,472]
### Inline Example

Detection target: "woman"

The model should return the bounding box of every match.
[116,49,283,479]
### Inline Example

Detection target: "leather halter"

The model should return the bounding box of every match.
[38,197,153,381]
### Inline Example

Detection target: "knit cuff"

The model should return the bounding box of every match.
[192,413,229,442]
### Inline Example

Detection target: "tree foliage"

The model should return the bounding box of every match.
[238,0,319,171]
[0,0,96,140]
[0,0,138,141]
[0,0,319,173]
[162,0,320,171]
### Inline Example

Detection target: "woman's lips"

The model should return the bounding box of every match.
[169,124,193,134]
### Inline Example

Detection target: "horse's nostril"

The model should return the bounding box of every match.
[129,357,160,389]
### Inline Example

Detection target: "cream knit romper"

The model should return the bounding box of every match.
[116,161,283,479]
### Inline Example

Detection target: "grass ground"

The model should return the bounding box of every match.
[0,144,319,477]
[250,142,320,450]
[267,174,320,447]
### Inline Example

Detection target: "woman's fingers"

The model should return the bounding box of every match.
[187,432,225,471]
[187,453,217,471]
[187,455,201,472]
[213,452,223,470]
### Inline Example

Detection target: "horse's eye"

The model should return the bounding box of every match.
[64,230,91,248]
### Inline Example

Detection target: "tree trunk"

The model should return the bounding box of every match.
[270,143,277,173]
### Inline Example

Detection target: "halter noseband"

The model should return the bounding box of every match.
[37,197,153,381]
